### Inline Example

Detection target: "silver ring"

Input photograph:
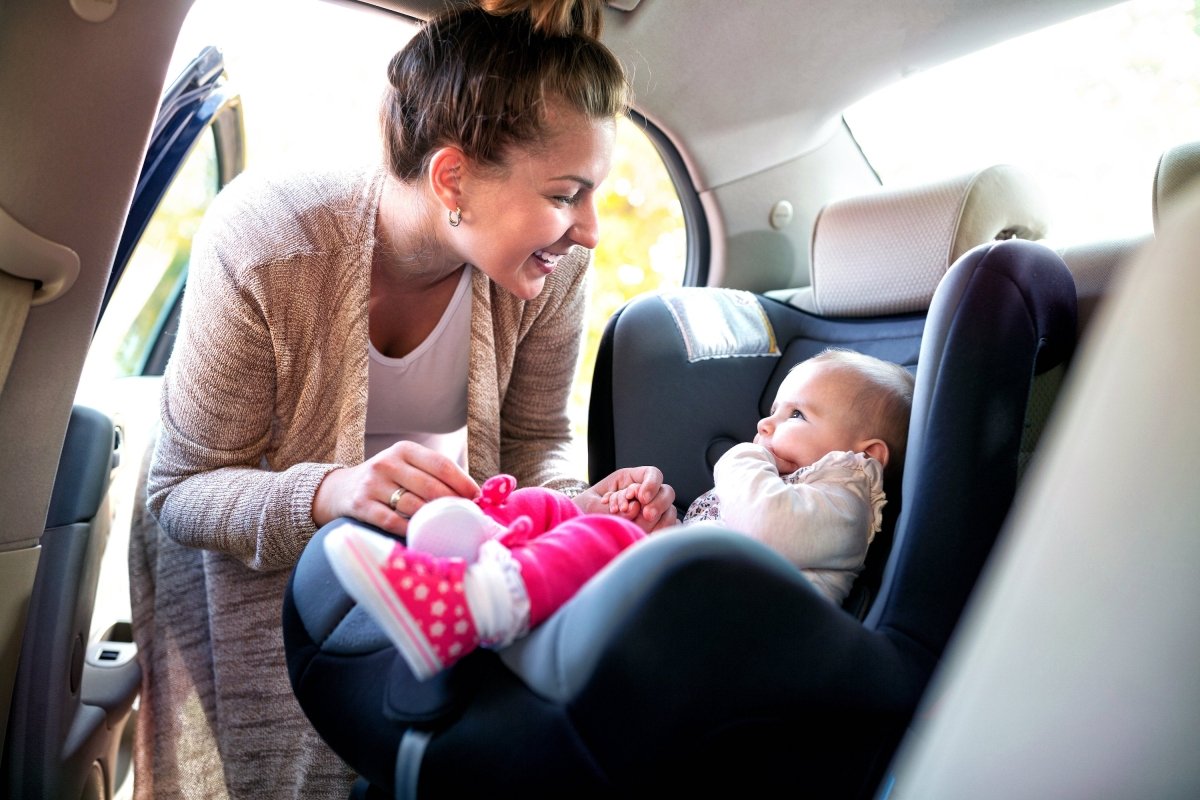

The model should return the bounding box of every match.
[388,487,407,511]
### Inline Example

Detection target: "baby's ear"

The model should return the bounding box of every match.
[860,438,889,469]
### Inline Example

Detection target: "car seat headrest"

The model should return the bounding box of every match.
[799,164,1049,317]
[1152,140,1200,234]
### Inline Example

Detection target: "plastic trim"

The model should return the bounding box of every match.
[0,203,80,306]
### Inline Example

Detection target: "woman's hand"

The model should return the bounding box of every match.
[577,466,679,532]
[312,441,479,535]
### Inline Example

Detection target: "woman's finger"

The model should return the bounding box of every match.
[384,441,479,501]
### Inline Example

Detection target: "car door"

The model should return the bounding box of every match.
[76,42,244,655]
[0,45,244,800]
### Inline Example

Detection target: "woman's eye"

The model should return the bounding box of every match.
[554,193,582,207]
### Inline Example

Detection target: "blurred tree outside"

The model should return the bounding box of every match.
[569,116,687,474]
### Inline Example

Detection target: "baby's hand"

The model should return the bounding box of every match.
[604,484,643,521]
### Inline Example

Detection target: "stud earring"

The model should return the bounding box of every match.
[449,206,462,227]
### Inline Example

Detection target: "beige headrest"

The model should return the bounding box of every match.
[805,165,1050,317]
[1152,141,1200,234]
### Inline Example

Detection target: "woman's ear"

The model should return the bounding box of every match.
[859,438,890,469]
[427,146,466,213]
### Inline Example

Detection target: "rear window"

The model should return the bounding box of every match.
[844,0,1200,246]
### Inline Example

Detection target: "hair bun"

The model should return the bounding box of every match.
[478,0,605,39]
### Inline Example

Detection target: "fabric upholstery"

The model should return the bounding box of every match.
[657,287,779,362]
[800,164,1049,316]
[1058,236,1150,335]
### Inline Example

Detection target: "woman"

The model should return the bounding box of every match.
[131,1,675,797]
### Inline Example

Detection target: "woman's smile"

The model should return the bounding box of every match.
[532,249,564,273]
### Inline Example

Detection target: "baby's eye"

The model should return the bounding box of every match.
[789,409,804,420]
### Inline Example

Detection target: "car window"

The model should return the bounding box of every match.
[80,133,219,387]
[844,0,1200,246]
[571,116,686,458]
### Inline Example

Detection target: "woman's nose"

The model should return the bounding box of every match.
[571,198,601,249]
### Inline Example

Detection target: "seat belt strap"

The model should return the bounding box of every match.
[0,271,34,392]
[395,728,432,799]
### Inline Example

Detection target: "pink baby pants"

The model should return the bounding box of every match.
[474,476,646,628]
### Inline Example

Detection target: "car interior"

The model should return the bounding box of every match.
[285,187,1079,795]
[1,0,1197,798]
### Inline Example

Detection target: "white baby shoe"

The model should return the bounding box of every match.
[405,496,505,562]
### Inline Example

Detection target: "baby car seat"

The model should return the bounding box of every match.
[283,169,1076,798]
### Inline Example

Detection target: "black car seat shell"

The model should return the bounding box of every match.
[283,168,1076,798]
[594,163,1051,512]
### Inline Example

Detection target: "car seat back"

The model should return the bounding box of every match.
[592,163,1050,495]
[589,164,1054,615]
[588,289,925,510]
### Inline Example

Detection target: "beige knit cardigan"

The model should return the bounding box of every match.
[131,166,590,799]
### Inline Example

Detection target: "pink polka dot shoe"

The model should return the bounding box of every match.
[323,522,480,681]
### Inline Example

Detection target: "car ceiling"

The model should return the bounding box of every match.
[358,0,1120,192]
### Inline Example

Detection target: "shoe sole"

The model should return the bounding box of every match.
[324,523,442,681]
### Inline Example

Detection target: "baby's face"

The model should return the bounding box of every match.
[754,361,865,474]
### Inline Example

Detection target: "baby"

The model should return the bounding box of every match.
[324,348,914,680]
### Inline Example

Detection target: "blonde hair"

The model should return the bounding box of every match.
[806,348,915,478]
[381,0,629,182]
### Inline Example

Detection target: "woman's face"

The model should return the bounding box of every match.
[456,105,616,300]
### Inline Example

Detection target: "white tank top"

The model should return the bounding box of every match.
[364,267,472,465]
